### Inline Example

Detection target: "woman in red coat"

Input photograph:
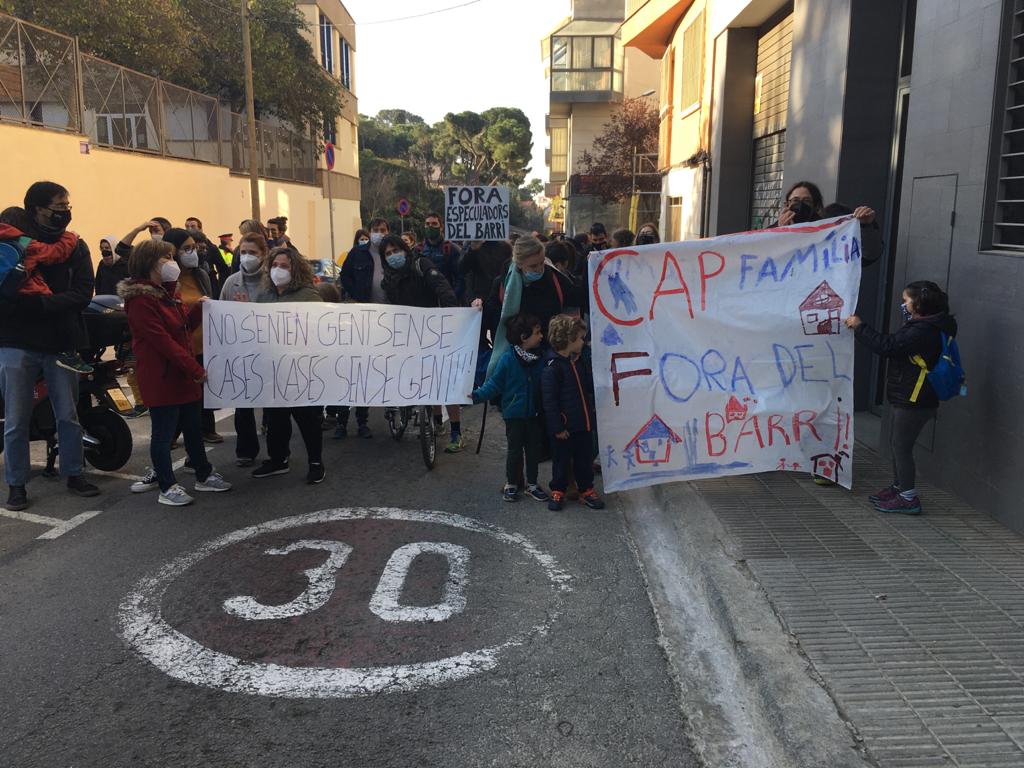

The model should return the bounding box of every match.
[117,239,232,506]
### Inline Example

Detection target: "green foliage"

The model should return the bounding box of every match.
[1,0,343,132]
[358,108,534,236]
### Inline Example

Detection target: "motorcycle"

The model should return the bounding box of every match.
[0,294,134,474]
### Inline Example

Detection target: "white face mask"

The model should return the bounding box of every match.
[370,232,385,247]
[240,252,261,274]
[270,266,291,287]
[179,249,199,269]
[160,260,181,283]
[151,233,163,242]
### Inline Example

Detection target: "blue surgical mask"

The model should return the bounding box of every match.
[522,269,544,284]
[385,252,406,269]
[900,303,912,322]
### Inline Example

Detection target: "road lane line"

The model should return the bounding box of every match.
[0,507,103,539]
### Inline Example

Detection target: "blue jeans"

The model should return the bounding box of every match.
[150,401,212,492]
[0,347,83,486]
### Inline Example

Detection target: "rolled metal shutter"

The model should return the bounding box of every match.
[750,12,793,229]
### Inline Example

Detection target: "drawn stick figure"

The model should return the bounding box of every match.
[622,450,635,470]
[605,445,618,468]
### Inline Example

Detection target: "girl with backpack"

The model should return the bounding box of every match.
[845,281,958,515]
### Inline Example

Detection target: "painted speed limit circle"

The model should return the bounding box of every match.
[118,507,572,698]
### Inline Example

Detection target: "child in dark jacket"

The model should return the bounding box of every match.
[471,313,549,503]
[541,314,604,511]
[846,280,958,516]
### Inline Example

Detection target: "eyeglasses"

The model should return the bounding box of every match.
[787,197,814,206]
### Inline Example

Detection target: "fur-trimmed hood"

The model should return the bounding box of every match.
[117,278,176,302]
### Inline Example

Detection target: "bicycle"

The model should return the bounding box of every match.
[385,404,437,470]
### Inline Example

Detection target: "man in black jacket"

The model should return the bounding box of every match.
[0,182,101,510]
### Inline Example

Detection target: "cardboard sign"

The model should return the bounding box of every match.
[203,302,481,408]
[589,217,862,493]
[444,186,510,241]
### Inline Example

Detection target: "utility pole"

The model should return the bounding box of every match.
[241,0,261,220]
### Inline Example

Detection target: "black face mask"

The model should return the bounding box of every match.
[788,200,816,224]
[35,209,72,242]
[636,234,656,246]
[101,250,113,259]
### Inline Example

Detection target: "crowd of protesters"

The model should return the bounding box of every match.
[0,179,954,516]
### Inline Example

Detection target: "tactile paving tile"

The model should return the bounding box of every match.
[693,447,1024,766]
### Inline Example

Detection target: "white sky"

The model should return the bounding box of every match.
[340,0,572,185]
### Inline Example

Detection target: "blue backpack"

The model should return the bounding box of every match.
[0,237,29,300]
[911,332,965,401]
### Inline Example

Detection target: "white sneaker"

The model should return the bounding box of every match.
[158,484,194,506]
[131,468,159,494]
[195,472,232,493]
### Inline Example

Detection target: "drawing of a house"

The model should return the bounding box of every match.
[799,280,844,335]
[625,415,683,465]
[725,395,748,423]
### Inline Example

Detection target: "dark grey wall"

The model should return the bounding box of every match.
[709,27,757,236]
[896,0,1024,532]
[835,0,904,411]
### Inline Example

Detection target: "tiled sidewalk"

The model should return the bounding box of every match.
[692,447,1024,768]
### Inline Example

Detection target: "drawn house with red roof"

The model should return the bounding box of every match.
[625,415,683,465]
[799,280,844,335]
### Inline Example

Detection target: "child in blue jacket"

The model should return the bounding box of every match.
[471,312,550,503]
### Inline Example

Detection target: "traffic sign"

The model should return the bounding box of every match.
[397,198,411,217]
[324,142,335,171]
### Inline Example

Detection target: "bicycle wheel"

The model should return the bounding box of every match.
[419,405,436,470]
[387,407,407,441]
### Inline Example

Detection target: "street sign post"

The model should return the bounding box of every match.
[325,142,337,277]
[397,198,411,233]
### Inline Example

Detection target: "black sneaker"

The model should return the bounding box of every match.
[236,457,255,468]
[252,460,290,478]
[67,475,100,497]
[357,424,373,439]
[306,463,326,485]
[6,485,28,511]
[56,352,94,375]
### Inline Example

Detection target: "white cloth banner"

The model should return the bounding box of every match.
[589,217,862,493]
[202,301,481,408]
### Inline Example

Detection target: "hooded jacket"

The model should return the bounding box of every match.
[471,345,543,420]
[541,348,596,436]
[118,279,205,407]
[220,265,264,303]
[0,220,94,353]
[95,235,128,295]
[854,313,959,408]
[381,253,458,309]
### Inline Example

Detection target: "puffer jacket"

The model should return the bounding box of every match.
[471,346,543,420]
[541,349,595,436]
[854,312,958,408]
[381,254,458,309]
[118,279,205,407]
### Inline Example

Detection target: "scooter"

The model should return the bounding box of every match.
[0,295,134,474]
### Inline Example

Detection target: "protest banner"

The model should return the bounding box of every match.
[589,217,862,493]
[202,302,481,408]
[444,186,510,241]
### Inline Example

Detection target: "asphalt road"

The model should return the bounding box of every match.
[0,406,697,768]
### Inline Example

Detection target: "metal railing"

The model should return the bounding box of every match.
[0,13,316,185]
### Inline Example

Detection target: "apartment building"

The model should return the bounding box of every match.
[542,0,661,235]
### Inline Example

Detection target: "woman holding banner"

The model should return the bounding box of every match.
[772,181,882,267]
[219,232,269,467]
[378,234,468,453]
[251,247,327,485]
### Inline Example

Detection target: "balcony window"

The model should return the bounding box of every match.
[340,38,352,90]
[319,13,334,75]
[550,35,622,95]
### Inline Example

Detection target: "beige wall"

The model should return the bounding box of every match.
[1,122,361,265]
